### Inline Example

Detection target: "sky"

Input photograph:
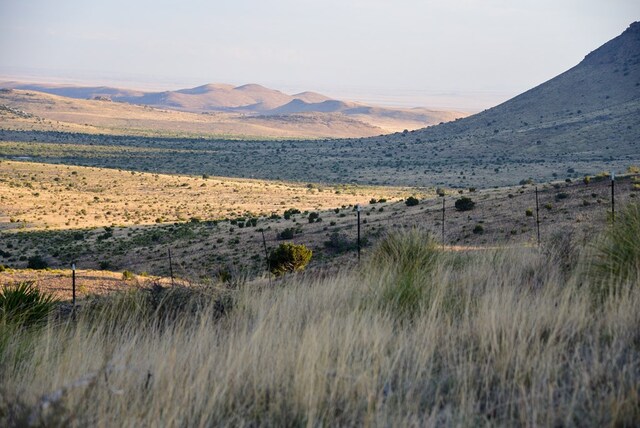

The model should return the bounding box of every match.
[1,0,639,110]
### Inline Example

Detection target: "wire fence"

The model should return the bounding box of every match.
[6,174,638,302]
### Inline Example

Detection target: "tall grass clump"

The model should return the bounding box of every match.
[589,202,640,300]
[366,228,442,319]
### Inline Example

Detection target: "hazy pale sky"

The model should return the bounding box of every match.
[1,0,639,110]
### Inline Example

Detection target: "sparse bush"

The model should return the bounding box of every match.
[268,243,312,276]
[473,224,484,235]
[525,209,533,217]
[122,270,135,281]
[405,196,419,207]
[324,232,357,254]
[455,197,475,211]
[308,212,320,223]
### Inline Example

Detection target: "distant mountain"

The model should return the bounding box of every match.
[0,81,468,132]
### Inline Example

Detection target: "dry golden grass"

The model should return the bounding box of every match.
[1,229,638,426]
[0,160,418,231]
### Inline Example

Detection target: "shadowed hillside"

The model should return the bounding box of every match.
[364,21,640,186]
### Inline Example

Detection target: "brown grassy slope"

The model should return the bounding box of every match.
[1,239,638,426]
[0,90,386,138]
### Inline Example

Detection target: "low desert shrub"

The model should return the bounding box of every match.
[277,228,295,240]
[405,196,419,206]
[27,255,48,270]
[268,243,312,276]
[324,232,357,254]
[455,197,475,211]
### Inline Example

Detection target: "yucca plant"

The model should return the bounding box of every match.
[0,281,58,327]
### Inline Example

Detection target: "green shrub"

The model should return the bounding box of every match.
[590,203,640,299]
[26,255,48,270]
[405,196,419,207]
[525,209,533,217]
[473,224,484,235]
[455,197,475,211]
[308,212,320,223]
[122,270,135,281]
[268,243,312,276]
[277,228,295,240]
[0,281,58,327]
[283,208,301,220]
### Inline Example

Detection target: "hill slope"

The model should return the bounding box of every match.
[0,81,468,133]
[358,21,640,186]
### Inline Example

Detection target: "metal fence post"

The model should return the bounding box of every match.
[611,171,615,223]
[535,186,541,246]
[168,249,175,287]
[71,263,76,320]
[441,198,445,250]
[357,205,361,261]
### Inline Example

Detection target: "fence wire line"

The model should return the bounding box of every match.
[16,175,636,284]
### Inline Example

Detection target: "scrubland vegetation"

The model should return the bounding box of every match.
[1,203,638,426]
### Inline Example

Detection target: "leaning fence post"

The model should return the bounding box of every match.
[261,230,271,285]
[535,186,541,246]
